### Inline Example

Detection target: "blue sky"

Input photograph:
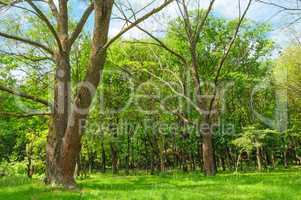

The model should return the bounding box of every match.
[68,0,300,49]
[1,0,299,49]
[1,0,299,79]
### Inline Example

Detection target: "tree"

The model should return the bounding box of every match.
[127,0,253,176]
[274,45,301,102]
[233,126,277,171]
[0,0,173,188]
[273,44,301,166]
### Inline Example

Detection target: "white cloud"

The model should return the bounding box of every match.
[79,0,294,47]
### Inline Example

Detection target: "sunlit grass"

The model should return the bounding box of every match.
[0,169,300,200]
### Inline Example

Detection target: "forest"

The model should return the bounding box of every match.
[0,0,300,199]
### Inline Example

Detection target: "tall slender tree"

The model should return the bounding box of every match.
[125,0,253,176]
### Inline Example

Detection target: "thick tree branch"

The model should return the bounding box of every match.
[0,32,53,55]
[47,0,59,18]
[57,0,69,44]
[0,85,51,107]
[69,3,94,47]
[26,0,63,52]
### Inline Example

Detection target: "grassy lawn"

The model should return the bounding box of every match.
[1,169,301,200]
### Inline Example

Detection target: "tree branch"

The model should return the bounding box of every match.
[208,0,253,120]
[0,0,37,15]
[256,0,301,11]
[0,85,51,107]
[143,68,202,114]
[47,0,59,18]
[114,4,187,65]
[0,32,53,55]
[103,0,174,50]
[194,0,215,45]
[26,0,63,52]
[0,112,51,118]
[69,3,94,47]
[214,0,252,85]
[0,49,52,62]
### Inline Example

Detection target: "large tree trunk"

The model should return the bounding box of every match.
[189,44,216,176]
[45,0,113,188]
[45,52,71,185]
[0,0,171,189]
[43,0,170,188]
[45,0,72,186]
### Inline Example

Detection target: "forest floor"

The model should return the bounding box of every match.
[0,168,301,200]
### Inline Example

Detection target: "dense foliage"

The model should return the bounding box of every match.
[1,10,300,179]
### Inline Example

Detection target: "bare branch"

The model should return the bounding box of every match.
[256,0,301,11]
[0,32,53,55]
[176,0,216,103]
[103,0,174,50]
[176,0,193,42]
[143,68,202,114]
[115,5,187,65]
[194,0,215,45]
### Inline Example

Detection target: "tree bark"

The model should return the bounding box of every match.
[283,150,288,168]
[110,132,119,175]
[125,132,130,175]
[45,52,71,185]
[0,0,172,188]
[101,135,106,173]
[45,0,113,188]
[27,140,34,178]
[110,142,118,174]
[256,146,262,171]
[202,125,216,176]
[236,150,243,172]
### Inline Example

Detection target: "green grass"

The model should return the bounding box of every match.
[1,169,301,200]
